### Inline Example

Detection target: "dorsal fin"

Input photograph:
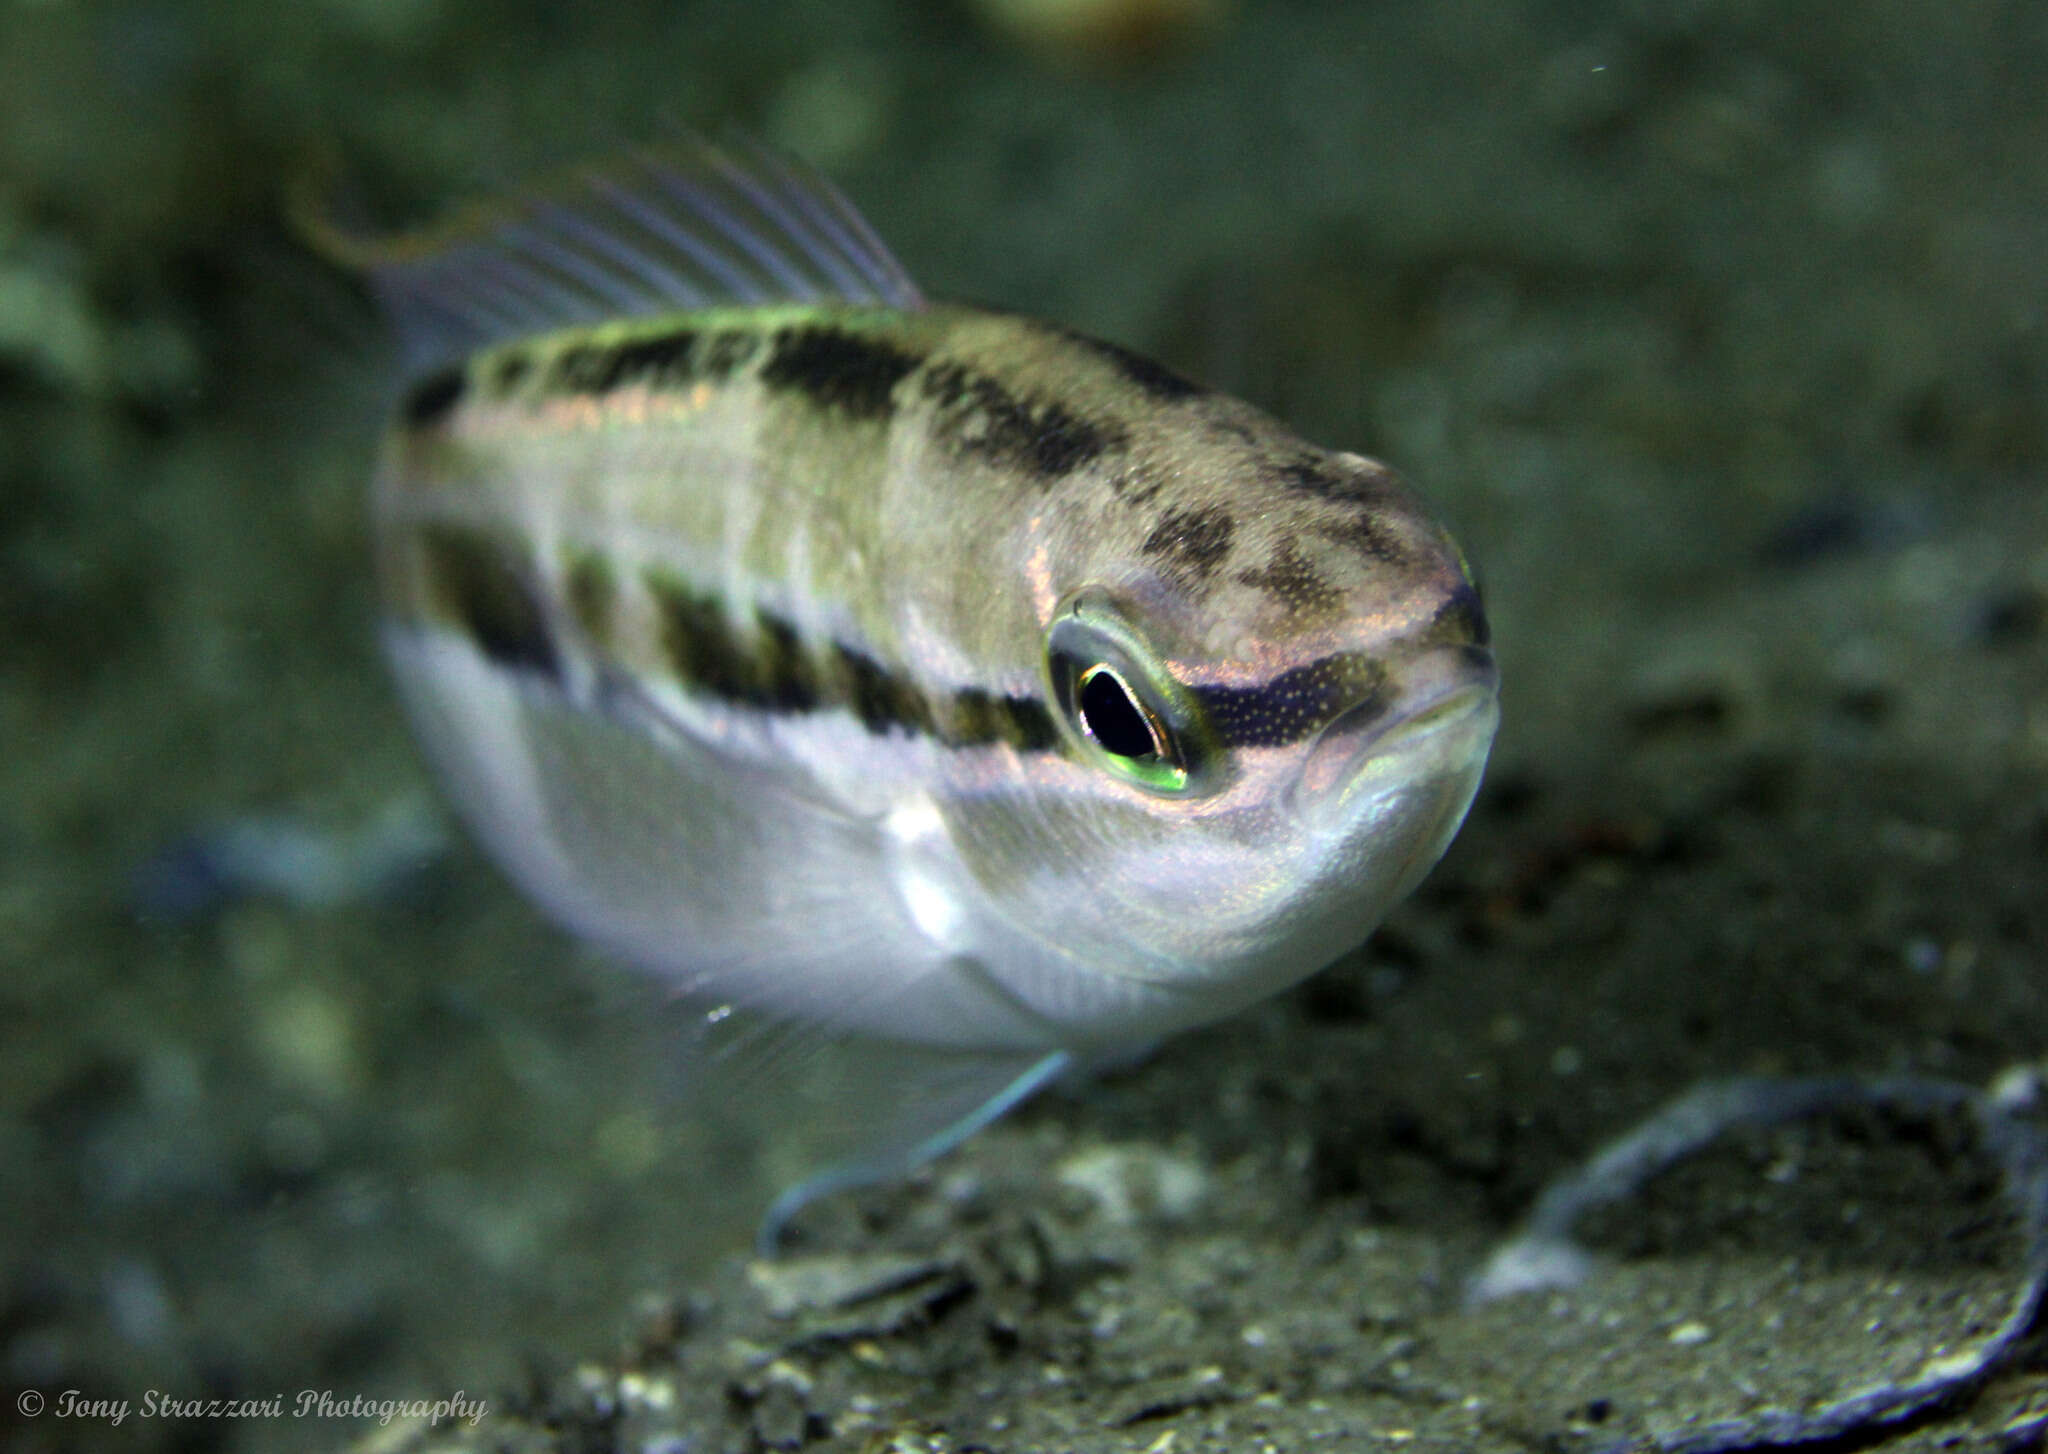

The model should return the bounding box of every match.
[294,138,926,373]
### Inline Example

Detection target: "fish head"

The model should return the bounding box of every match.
[951,433,1497,1037]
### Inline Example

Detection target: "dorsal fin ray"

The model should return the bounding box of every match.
[295,139,926,373]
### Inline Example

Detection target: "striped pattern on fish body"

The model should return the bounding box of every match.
[359,144,1498,1064]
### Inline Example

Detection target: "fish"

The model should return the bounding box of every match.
[332,140,1498,1242]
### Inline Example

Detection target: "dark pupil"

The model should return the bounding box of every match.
[1079,669,1158,759]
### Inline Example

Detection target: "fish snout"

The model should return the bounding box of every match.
[1292,647,1498,824]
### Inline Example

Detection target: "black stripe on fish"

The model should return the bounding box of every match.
[1192,653,1389,749]
[644,568,1057,752]
[529,326,765,401]
[1141,504,1235,579]
[756,609,825,712]
[1057,327,1206,402]
[1425,585,1490,649]
[835,641,938,735]
[418,525,560,680]
[760,325,920,420]
[1235,538,1344,621]
[403,366,468,428]
[1311,510,1413,567]
[648,574,814,712]
[1272,458,1415,566]
[1271,455,1401,501]
[594,330,697,388]
[551,331,698,394]
[490,351,533,393]
[950,686,1062,753]
[917,361,1121,478]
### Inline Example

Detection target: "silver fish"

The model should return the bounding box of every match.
[346,142,1498,1236]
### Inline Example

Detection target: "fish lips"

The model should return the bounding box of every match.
[1290,648,1500,832]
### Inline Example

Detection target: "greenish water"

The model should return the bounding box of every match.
[5,2,2045,1450]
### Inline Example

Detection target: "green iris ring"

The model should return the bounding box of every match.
[1044,591,1219,797]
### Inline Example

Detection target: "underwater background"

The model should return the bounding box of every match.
[4,0,2045,1449]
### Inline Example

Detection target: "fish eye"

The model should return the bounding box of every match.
[1077,664,1164,761]
[1045,594,1210,796]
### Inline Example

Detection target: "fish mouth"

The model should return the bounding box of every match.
[1292,650,1499,824]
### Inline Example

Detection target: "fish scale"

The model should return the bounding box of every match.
[336,142,1499,1237]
